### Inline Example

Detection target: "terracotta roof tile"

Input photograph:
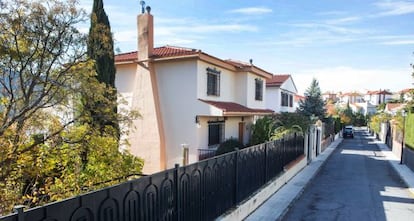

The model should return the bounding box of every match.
[366,90,392,95]
[115,46,199,62]
[386,103,405,111]
[266,75,290,87]
[199,99,273,115]
[294,94,305,101]
[399,88,414,93]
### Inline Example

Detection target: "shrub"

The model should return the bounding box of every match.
[215,139,244,156]
[251,116,277,145]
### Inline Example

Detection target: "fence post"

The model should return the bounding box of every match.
[174,164,180,221]
[14,205,25,221]
[234,148,239,205]
[264,142,268,182]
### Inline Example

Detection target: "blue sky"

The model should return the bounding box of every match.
[81,0,414,94]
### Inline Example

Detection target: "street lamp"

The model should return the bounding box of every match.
[400,110,407,164]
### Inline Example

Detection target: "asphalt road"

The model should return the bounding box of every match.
[282,128,414,221]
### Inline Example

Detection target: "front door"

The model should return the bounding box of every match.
[238,122,245,144]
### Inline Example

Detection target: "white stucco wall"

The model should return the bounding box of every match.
[246,73,266,109]
[197,61,237,102]
[155,59,200,168]
[266,87,281,112]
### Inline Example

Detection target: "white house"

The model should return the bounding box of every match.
[322,91,338,103]
[348,102,377,116]
[398,88,413,102]
[364,90,393,106]
[265,75,298,113]
[384,103,406,115]
[114,9,273,174]
[338,92,364,104]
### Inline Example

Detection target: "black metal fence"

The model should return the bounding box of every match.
[1,133,304,221]
[197,148,216,161]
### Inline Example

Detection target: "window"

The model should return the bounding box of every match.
[289,94,293,107]
[281,92,289,107]
[255,79,263,101]
[208,121,224,146]
[207,67,220,96]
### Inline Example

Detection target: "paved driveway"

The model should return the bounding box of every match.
[282,128,414,221]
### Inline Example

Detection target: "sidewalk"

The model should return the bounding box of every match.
[245,138,342,221]
[373,136,414,196]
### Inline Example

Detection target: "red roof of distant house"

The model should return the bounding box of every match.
[399,88,414,94]
[199,99,273,116]
[341,92,362,96]
[385,103,405,111]
[294,94,305,102]
[366,90,392,95]
[266,75,290,87]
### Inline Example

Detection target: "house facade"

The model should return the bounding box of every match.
[364,90,393,105]
[399,88,413,102]
[265,75,298,113]
[322,91,338,103]
[338,92,364,104]
[114,10,273,174]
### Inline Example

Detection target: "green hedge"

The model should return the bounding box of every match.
[406,113,414,150]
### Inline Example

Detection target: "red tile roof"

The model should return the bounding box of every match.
[199,99,273,116]
[266,75,290,87]
[115,46,200,62]
[385,103,405,111]
[340,91,362,96]
[366,90,392,95]
[399,88,414,94]
[294,94,305,102]
[115,45,273,79]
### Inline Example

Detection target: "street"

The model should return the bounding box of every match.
[282,128,414,221]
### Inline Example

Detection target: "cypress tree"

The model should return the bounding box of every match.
[87,0,118,135]
[298,78,326,120]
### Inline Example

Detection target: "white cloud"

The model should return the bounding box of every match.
[325,16,362,25]
[228,7,272,15]
[294,66,412,95]
[374,0,414,16]
[368,35,414,45]
[381,40,414,45]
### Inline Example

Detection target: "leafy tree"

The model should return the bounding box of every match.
[298,78,326,120]
[86,0,118,135]
[0,0,142,214]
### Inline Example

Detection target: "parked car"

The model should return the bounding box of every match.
[343,126,354,138]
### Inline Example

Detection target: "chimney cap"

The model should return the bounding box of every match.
[140,1,145,14]
[146,6,151,14]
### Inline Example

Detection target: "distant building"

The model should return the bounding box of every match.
[384,103,406,115]
[398,88,413,102]
[338,92,364,104]
[364,90,393,106]
[266,74,298,113]
[322,91,338,103]
[294,94,305,110]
